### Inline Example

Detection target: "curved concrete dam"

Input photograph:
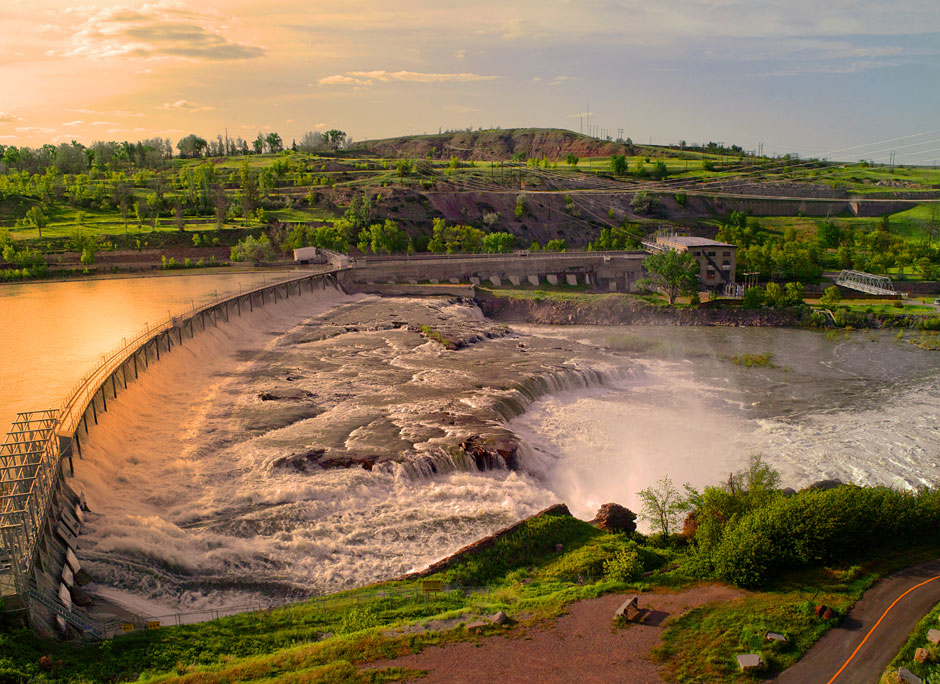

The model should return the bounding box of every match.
[51,284,940,617]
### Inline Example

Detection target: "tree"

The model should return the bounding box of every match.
[25,205,48,239]
[610,154,627,176]
[395,159,412,182]
[817,220,841,248]
[764,281,783,306]
[545,239,567,252]
[238,162,259,225]
[565,153,579,167]
[265,132,283,154]
[324,129,347,151]
[637,476,688,538]
[253,134,264,154]
[357,219,410,254]
[146,193,160,231]
[174,200,185,232]
[298,131,324,153]
[213,184,228,229]
[114,182,131,233]
[481,232,515,253]
[54,142,87,175]
[820,285,842,307]
[230,234,275,264]
[176,134,208,159]
[642,250,699,305]
[783,281,804,306]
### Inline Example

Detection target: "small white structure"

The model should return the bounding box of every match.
[736,654,763,672]
[293,247,320,264]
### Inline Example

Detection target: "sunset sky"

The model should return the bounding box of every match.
[2,0,939,162]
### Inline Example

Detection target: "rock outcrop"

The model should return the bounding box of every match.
[591,503,637,533]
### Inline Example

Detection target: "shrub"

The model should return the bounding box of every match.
[711,487,940,587]
[604,544,644,582]
[675,191,687,207]
[742,285,766,308]
[820,286,842,307]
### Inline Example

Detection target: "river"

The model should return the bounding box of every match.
[3,282,939,617]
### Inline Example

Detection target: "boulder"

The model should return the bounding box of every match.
[914,647,929,664]
[804,479,844,492]
[591,503,637,533]
[681,511,698,539]
[491,611,509,625]
[814,605,837,619]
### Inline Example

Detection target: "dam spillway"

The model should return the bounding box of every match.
[0,271,342,637]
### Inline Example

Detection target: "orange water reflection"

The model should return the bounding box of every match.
[0,273,291,432]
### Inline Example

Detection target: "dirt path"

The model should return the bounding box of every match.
[776,558,940,684]
[363,584,743,684]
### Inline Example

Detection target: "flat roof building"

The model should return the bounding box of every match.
[653,234,737,289]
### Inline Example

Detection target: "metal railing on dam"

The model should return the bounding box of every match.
[0,269,340,632]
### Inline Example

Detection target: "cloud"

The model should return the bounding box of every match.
[160,100,214,112]
[318,74,371,86]
[16,126,55,134]
[319,70,501,87]
[54,4,265,61]
[62,120,86,126]
[548,75,573,87]
[0,112,24,124]
[454,49,468,60]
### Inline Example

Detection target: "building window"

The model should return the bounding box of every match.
[706,270,715,280]
[722,260,730,266]
[707,251,716,257]
[723,251,731,257]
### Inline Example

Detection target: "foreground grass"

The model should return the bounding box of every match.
[657,545,940,683]
[2,498,938,683]
[881,600,940,683]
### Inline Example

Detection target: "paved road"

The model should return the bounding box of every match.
[776,558,940,684]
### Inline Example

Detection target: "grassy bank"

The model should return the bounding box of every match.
[880,600,940,683]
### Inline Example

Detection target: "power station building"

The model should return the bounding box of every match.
[652,234,737,289]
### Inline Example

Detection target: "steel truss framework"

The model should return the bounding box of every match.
[835,270,898,296]
[0,410,60,599]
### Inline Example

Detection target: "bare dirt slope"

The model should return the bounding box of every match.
[363,584,744,684]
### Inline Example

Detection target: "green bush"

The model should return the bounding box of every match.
[604,544,644,582]
[711,487,940,587]
[742,286,765,308]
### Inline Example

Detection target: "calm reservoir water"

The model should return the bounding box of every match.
[0,272,296,432]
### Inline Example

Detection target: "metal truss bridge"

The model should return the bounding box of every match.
[835,270,900,296]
